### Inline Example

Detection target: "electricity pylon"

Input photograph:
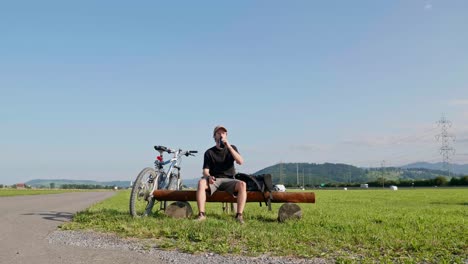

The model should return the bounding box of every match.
[436,114,455,177]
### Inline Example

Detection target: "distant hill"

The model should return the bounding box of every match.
[183,178,200,188]
[29,161,466,189]
[253,162,461,186]
[401,162,468,174]
[184,162,465,188]
[26,179,131,188]
[254,163,367,186]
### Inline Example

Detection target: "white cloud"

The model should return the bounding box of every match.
[449,99,468,106]
[341,131,437,148]
[424,3,432,10]
[341,138,387,148]
[288,144,323,152]
[455,136,468,143]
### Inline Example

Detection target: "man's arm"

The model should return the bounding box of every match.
[226,143,243,165]
[202,151,211,177]
[202,151,215,184]
[202,168,216,184]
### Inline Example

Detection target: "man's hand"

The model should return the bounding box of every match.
[220,135,230,147]
[208,176,216,184]
[219,135,228,148]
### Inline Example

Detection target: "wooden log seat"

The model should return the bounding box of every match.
[152,190,315,204]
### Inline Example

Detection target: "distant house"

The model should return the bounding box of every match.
[16,183,26,189]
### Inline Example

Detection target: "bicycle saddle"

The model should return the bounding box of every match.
[154,145,168,152]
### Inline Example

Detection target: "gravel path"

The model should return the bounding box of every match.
[1,192,164,264]
[48,230,329,264]
[1,192,328,264]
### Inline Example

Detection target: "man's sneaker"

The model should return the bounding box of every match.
[194,213,206,221]
[235,213,245,224]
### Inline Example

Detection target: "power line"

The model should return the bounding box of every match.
[346,127,441,166]
[386,127,439,145]
[296,163,299,186]
[279,161,284,184]
[381,160,386,188]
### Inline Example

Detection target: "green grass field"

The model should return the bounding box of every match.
[0,189,89,197]
[61,188,467,263]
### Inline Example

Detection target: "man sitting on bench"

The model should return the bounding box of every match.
[195,125,247,224]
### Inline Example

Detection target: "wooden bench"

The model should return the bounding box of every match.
[153,190,315,222]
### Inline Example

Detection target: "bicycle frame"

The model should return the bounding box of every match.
[129,145,197,217]
[153,149,181,192]
[149,148,196,197]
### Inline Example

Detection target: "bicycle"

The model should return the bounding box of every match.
[129,145,197,217]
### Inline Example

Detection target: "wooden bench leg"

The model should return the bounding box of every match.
[222,202,237,214]
[231,202,237,214]
[165,201,193,218]
[277,203,302,222]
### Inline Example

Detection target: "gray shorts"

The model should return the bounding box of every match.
[208,177,241,196]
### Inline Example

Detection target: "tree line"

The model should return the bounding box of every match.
[256,162,468,188]
[60,184,117,189]
[284,175,468,188]
[1,183,119,189]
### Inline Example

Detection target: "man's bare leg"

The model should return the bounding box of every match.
[235,181,247,223]
[196,178,209,220]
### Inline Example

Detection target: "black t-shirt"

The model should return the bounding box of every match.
[203,145,239,178]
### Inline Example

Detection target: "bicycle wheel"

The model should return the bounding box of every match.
[129,167,158,217]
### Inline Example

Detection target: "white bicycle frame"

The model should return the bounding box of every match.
[149,149,188,196]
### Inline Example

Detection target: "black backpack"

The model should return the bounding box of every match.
[234,173,274,210]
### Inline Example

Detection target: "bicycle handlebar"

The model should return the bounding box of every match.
[184,150,197,156]
[154,145,197,156]
[154,145,168,152]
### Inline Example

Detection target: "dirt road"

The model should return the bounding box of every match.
[0,192,163,264]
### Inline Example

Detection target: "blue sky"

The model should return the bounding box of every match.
[1,1,467,185]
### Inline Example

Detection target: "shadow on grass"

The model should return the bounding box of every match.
[81,208,131,217]
[76,207,280,223]
[196,212,278,223]
[250,215,278,223]
[430,202,468,206]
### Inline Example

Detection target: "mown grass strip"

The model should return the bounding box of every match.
[62,188,468,263]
